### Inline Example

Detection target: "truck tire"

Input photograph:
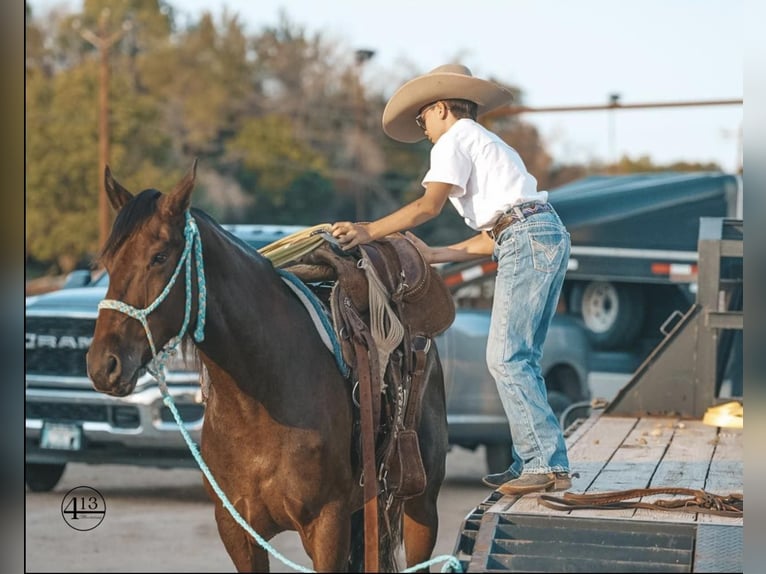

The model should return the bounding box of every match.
[25,463,66,492]
[546,390,573,421]
[576,281,645,350]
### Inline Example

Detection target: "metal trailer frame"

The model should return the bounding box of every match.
[605,217,743,418]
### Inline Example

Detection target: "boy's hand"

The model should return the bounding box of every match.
[405,231,436,264]
[331,222,372,250]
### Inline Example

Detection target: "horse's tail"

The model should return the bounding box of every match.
[347,509,365,571]
[347,497,404,573]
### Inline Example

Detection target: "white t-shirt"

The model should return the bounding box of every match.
[422,118,548,230]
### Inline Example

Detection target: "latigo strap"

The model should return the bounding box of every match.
[538,487,743,518]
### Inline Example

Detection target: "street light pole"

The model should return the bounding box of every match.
[77,9,131,249]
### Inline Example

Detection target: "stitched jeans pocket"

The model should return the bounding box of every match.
[529,231,565,273]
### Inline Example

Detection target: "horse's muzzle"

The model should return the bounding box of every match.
[86,348,140,397]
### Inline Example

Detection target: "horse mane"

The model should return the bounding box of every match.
[98,190,262,264]
[99,188,162,263]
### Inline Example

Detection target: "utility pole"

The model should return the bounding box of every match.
[76,9,131,248]
[608,93,621,168]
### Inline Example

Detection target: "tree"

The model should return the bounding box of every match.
[607,154,720,174]
[226,114,329,220]
[25,1,177,272]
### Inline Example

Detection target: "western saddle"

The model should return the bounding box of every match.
[283,232,455,571]
[286,232,455,497]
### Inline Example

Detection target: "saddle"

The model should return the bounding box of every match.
[285,233,455,500]
[288,232,455,338]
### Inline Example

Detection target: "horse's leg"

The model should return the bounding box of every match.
[290,497,351,573]
[402,490,440,572]
[214,497,278,573]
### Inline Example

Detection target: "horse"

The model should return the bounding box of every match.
[86,161,449,572]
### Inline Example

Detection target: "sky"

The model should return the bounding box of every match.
[29,0,744,173]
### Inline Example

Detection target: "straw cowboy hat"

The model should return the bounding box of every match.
[382,64,513,143]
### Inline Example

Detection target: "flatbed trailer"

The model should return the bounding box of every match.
[453,412,742,572]
[453,217,743,572]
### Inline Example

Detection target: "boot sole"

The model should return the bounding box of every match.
[497,478,571,496]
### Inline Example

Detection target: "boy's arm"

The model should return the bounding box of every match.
[406,230,495,264]
[332,181,453,249]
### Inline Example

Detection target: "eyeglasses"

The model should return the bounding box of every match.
[415,102,439,130]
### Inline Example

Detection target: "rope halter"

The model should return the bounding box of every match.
[97,211,207,385]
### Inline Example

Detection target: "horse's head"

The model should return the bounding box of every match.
[87,161,199,397]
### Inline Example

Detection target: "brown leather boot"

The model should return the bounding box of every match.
[497,472,572,495]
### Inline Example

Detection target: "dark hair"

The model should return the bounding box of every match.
[444,99,478,120]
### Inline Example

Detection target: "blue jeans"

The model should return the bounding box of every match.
[486,207,571,476]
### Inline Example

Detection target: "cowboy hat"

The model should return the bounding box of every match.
[382,64,513,143]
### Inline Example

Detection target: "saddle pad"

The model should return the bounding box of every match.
[277,269,349,377]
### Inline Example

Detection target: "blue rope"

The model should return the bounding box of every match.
[98,212,206,356]
[97,211,463,573]
[163,389,463,572]
[161,395,315,573]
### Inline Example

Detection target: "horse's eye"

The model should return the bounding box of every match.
[151,252,169,266]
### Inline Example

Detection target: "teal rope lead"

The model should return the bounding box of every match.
[97,211,206,355]
[161,394,315,573]
[98,210,462,573]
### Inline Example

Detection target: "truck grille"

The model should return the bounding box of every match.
[26,402,141,429]
[26,401,108,422]
[26,316,96,377]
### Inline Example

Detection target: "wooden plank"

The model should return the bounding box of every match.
[507,415,638,515]
[562,407,603,448]
[699,426,743,525]
[633,419,719,523]
[568,416,679,519]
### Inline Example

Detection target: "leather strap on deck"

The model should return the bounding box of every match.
[538,487,743,518]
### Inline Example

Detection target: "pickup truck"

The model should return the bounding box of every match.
[25,225,590,491]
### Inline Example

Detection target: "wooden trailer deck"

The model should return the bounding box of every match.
[454,411,743,572]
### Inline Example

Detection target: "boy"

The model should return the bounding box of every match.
[331,64,572,494]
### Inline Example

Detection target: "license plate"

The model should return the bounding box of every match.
[41,422,83,451]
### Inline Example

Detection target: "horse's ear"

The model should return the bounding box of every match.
[104,165,134,211]
[162,158,198,217]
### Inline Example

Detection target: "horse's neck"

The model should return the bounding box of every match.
[192,221,307,387]
[197,222,281,329]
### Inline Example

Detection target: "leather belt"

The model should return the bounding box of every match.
[488,201,553,240]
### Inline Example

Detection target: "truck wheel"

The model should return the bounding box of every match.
[25,463,66,492]
[577,281,645,350]
[546,390,573,421]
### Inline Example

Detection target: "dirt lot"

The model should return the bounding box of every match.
[25,446,492,572]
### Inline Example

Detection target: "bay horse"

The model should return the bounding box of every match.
[86,162,449,572]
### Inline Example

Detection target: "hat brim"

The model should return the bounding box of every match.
[382,72,513,143]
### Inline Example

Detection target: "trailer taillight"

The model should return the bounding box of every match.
[443,261,498,287]
[650,262,698,280]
